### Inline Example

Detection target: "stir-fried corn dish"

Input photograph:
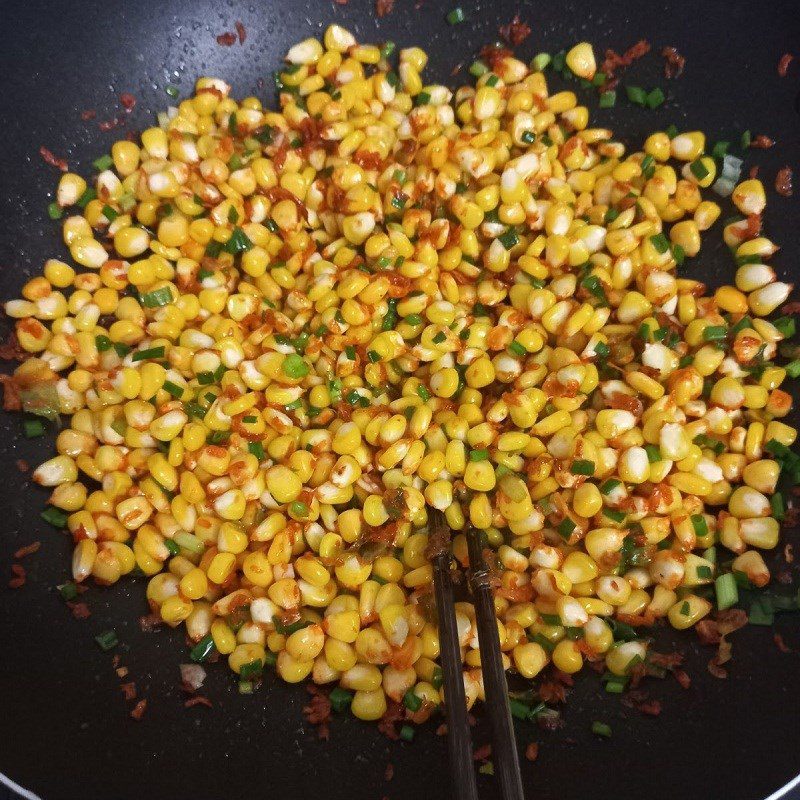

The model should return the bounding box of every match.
[5,26,799,725]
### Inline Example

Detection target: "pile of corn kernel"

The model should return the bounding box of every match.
[7,27,797,721]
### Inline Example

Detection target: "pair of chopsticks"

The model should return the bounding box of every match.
[429,510,525,800]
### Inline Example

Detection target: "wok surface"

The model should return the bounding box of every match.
[1,1,799,799]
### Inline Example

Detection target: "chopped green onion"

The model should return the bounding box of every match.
[102,204,119,222]
[702,325,728,342]
[626,85,647,106]
[741,130,752,150]
[446,6,465,23]
[58,582,78,601]
[498,228,519,250]
[162,380,183,399]
[508,340,527,356]
[650,233,670,254]
[591,721,612,738]
[290,501,309,518]
[531,53,551,72]
[41,507,68,528]
[282,354,309,379]
[47,202,63,219]
[432,331,446,344]
[77,188,97,208]
[785,361,800,378]
[594,341,610,358]
[470,449,489,462]
[140,287,174,308]
[95,630,119,651]
[403,690,422,712]
[773,316,796,338]
[600,478,621,494]
[417,385,431,401]
[690,160,710,180]
[557,517,576,539]
[329,687,354,712]
[190,634,216,663]
[239,660,264,681]
[671,243,686,265]
[132,346,165,362]
[748,597,774,626]
[521,130,536,144]
[599,91,617,108]
[570,459,595,476]
[691,514,708,537]
[248,441,265,460]
[666,124,679,139]
[469,60,488,77]
[92,154,113,171]
[224,227,253,254]
[715,574,738,611]
[771,492,785,520]
[696,565,713,580]
[603,508,626,523]
[24,419,45,438]
[399,724,415,742]
[646,87,665,108]
[644,445,661,463]
[711,141,729,160]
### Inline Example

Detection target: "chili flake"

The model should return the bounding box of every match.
[499,15,532,47]
[778,53,795,77]
[216,31,237,46]
[39,146,68,172]
[775,166,793,197]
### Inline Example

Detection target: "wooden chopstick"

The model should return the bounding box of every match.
[429,510,479,800]
[466,527,525,800]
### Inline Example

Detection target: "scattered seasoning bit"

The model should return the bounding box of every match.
[499,14,531,47]
[775,166,793,197]
[39,146,68,172]
[13,541,41,559]
[130,699,147,720]
[120,93,136,112]
[235,20,247,44]
[384,764,395,782]
[774,633,793,653]
[120,682,137,701]
[81,109,97,121]
[376,0,395,16]
[8,564,26,589]
[216,30,237,46]
[185,695,213,708]
[778,53,795,77]
[601,39,651,84]
[661,46,685,78]
[750,134,775,149]
[525,742,539,762]
[67,600,91,619]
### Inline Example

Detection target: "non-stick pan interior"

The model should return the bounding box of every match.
[1,2,799,799]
